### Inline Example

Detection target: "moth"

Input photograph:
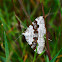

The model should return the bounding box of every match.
[22,16,46,54]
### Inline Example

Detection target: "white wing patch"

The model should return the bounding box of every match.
[22,16,46,54]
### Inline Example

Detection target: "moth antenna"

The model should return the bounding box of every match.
[14,34,22,42]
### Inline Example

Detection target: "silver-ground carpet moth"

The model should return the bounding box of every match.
[22,16,46,54]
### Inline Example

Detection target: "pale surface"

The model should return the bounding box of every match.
[22,16,46,54]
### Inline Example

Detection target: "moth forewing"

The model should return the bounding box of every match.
[22,16,46,54]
